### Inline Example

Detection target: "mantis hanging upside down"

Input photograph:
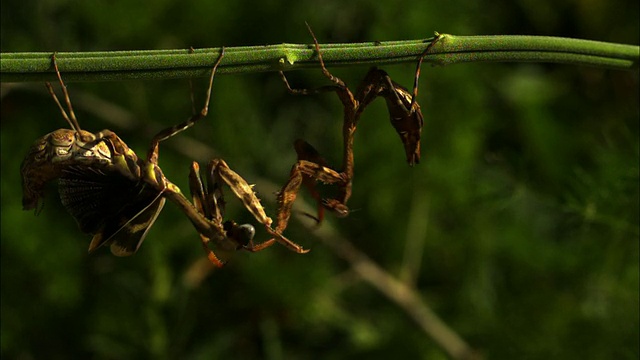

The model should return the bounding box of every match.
[21,50,308,267]
[274,24,442,233]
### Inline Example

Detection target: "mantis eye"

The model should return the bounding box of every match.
[223,221,256,248]
[236,224,256,247]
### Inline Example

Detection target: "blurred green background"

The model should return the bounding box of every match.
[1,0,638,359]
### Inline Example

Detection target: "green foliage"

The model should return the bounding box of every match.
[1,0,638,359]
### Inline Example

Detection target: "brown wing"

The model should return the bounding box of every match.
[105,194,165,256]
[58,166,164,255]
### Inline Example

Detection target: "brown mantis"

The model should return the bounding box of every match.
[21,26,440,265]
[273,24,442,234]
[21,50,307,267]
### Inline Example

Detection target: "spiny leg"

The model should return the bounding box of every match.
[274,161,304,235]
[189,162,227,267]
[208,159,309,254]
[294,139,326,223]
[303,24,360,211]
[145,47,225,166]
[188,159,307,258]
[409,33,443,112]
[304,22,347,89]
[279,23,355,106]
[274,157,347,236]
[189,162,214,221]
[278,72,343,97]
[283,140,349,225]
[157,162,252,267]
[199,234,226,268]
[190,161,261,266]
[276,24,360,229]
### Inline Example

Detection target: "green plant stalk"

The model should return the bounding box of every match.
[1,34,638,83]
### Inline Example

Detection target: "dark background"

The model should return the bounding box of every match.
[1,0,638,359]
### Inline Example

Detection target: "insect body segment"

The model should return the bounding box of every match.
[377,70,424,166]
[21,129,113,211]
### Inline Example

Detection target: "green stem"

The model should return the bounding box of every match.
[1,34,638,83]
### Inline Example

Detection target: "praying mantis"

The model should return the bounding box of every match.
[20,25,441,266]
[20,50,307,267]
[273,24,442,234]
